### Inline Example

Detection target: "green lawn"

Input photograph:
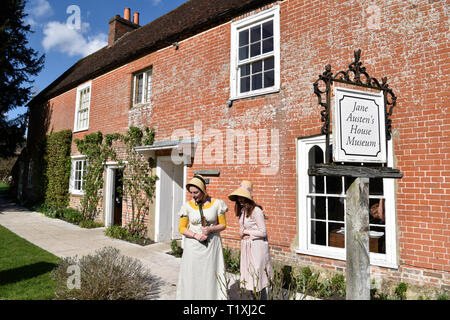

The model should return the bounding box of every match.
[0,225,60,300]
[0,183,9,194]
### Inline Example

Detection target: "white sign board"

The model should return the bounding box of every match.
[333,87,386,163]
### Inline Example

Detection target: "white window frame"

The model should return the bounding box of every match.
[69,156,87,195]
[73,81,92,132]
[132,68,153,106]
[230,5,280,100]
[297,135,398,269]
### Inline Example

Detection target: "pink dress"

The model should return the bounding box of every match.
[239,206,273,291]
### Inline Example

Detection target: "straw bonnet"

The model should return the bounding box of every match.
[228,180,254,202]
[186,175,207,194]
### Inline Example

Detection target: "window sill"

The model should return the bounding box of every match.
[229,87,280,102]
[70,191,85,196]
[131,102,151,109]
[295,248,398,269]
[73,128,89,134]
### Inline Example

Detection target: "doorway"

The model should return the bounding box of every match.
[155,156,185,242]
[105,165,123,227]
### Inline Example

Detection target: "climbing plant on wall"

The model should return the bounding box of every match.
[74,132,120,221]
[119,127,158,237]
[44,129,72,209]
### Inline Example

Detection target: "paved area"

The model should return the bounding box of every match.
[0,196,180,299]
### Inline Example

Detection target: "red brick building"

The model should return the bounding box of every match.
[20,0,449,294]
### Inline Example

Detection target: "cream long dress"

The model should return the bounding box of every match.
[239,206,273,291]
[176,198,228,300]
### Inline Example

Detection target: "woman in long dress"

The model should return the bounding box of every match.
[176,175,228,300]
[229,180,273,299]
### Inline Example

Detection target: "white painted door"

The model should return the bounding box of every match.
[156,157,184,242]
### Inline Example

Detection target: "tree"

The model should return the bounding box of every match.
[0,0,45,157]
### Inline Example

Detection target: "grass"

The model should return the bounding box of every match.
[0,183,9,195]
[0,225,60,300]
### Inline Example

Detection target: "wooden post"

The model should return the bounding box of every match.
[345,177,370,300]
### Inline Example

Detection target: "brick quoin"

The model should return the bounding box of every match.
[25,0,449,291]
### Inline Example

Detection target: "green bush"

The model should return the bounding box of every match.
[51,246,159,300]
[170,239,183,258]
[78,220,104,229]
[61,208,83,224]
[44,130,72,210]
[105,225,130,239]
[395,282,408,300]
[223,247,240,274]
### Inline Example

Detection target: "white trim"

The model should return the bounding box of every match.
[69,155,87,195]
[230,5,280,100]
[155,156,186,243]
[104,162,124,227]
[296,135,398,269]
[73,81,92,132]
[132,68,152,106]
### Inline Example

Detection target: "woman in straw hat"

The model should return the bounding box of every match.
[176,175,228,300]
[229,180,273,299]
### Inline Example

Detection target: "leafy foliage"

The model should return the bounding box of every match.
[118,127,158,238]
[44,130,72,209]
[74,131,120,221]
[0,0,45,157]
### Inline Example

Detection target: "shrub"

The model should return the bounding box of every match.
[44,130,72,210]
[78,220,104,229]
[105,225,130,239]
[51,246,159,300]
[170,239,183,258]
[395,282,408,300]
[223,247,240,274]
[61,208,83,224]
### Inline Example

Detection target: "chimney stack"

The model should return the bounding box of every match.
[133,12,140,25]
[124,8,131,21]
[108,8,140,46]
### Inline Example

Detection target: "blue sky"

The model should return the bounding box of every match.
[7,0,188,121]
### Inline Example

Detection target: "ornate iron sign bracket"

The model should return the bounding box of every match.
[313,49,397,164]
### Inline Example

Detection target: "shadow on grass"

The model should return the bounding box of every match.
[0,262,58,286]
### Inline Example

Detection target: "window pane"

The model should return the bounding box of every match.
[264,57,274,70]
[326,176,342,194]
[250,25,261,43]
[239,29,249,46]
[252,61,262,73]
[328,222,345,248]
[252,73,262,90]
[369,198,385,224]
[262,20,273,38]
[311,196,326,220]
[264,70,274,87]
[369,178,384,195]
[309,146,324,193]
[241,64,250,76]
[240,76,250,93]
[369,225,385,253]
[262,38,273,54]
[311,220,326,246]
[135,74,143,104]
[328,197,344,222]
[239,46,249,60]
[250,42,261,57]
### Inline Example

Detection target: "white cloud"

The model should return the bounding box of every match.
[42,21,107,57]
[28,0,53,19]
[152,0,162,5]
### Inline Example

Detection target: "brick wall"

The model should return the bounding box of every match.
[29,0,449,291]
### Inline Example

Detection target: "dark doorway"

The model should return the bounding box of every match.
[113,169,123,226]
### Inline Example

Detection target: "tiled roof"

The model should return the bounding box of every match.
[30,0,277,105]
